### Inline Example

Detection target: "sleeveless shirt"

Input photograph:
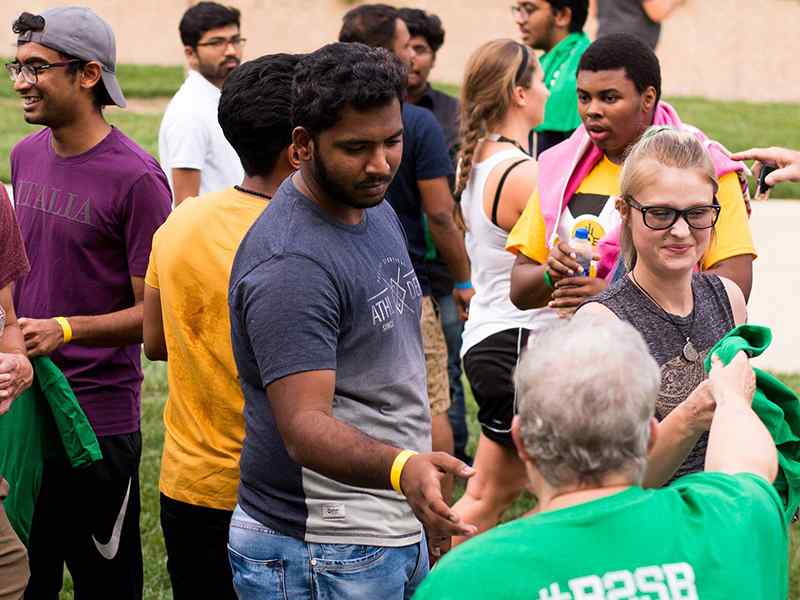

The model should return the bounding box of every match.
[460,148,556,357]
[590,273,735,481]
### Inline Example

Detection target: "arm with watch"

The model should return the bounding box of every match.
[418,177,474,319]
[18,276,145,357]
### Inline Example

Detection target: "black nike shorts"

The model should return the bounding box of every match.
[463,328,530,448]
[25,431,143,600]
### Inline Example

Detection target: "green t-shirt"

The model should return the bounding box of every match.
[414,473,787,600]
[535,32,591,134]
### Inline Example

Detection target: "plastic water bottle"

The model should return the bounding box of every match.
[570,227,593,277]
[555,227,595,319]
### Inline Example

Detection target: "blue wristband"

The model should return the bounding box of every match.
[454,280,473,290]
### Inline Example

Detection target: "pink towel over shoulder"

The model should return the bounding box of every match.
[535,102,748,279]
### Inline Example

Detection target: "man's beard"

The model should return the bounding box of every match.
[197,57,240,83]
[312,152,388,210]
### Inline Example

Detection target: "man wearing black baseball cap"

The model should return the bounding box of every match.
[6,7,171,599]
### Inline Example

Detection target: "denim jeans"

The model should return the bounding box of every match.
[436,294,468,456]
[227,505,429,600]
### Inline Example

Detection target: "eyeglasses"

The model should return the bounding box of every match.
[510,4,535,20]
[624,196,721,230]
[5,60,82,85]
[196,36,247,50]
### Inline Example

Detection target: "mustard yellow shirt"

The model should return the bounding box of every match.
[145,188,268,510]
[506,158,756,269]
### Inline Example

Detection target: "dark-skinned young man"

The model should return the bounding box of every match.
[7,7,171,598]
[226,43,476,599]
[508,34,754,314]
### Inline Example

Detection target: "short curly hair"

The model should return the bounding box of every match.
[398,8,445,53]
[292,42,405,137]
[579,33,662,104]
[218,53,299,177]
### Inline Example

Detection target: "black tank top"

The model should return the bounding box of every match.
[591,273,735,481]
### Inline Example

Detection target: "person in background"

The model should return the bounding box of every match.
[159,1,245,205]
[8,7,171,598]
[577,128,747,485]
[340,4,474,468]
[400,8,459,157]
[414,318,786,600]
[511,0,590,155]
[448,39,550,543]
[508,34,755,317]
[399,7,470,464]
[0,185,34,600]
[591,0,687,50]
[731,146,800,186]
[144,53,300,600]
[226,43,476,599]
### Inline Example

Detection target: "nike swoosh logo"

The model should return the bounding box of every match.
[92,477,132,560]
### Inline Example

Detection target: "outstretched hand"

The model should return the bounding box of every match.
[400,452,477,553]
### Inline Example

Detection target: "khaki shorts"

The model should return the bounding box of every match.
[420,296,451,417]
[0,478,29,600]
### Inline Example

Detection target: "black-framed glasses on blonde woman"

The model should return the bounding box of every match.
[624,195,721,230]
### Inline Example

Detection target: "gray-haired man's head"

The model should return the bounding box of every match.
[514,317,660,488]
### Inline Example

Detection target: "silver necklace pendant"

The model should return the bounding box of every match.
[683,338,699,362]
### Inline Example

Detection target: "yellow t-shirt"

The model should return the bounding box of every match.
[145,188,268,510]
[506,158,756,269]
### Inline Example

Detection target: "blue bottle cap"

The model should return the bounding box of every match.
[574,227,589,240]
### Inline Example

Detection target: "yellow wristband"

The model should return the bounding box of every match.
[54,316,72,344]
[390,450,418,494]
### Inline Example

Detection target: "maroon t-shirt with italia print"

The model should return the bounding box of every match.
[11,127,172,436]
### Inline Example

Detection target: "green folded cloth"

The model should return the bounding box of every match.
[705,324,800,524]
[0,356,101,545]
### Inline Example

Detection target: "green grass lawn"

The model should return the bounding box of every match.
[54,360,800,598]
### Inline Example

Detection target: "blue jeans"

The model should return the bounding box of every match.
[436,294,468,456]
[227,505,429,600]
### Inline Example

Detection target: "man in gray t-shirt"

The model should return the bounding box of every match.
[227,42,476,599]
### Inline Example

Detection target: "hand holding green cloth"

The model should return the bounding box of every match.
[0,356,101,545]
[704,324,800,523]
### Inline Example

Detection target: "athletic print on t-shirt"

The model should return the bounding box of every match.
[369,256,423,330]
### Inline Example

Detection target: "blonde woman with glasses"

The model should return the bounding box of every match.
[578,127,746,486]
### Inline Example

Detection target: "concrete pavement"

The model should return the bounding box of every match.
[4,185,799,371]
[746,200,799,373]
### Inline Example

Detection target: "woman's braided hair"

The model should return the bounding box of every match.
[455,39,535,197]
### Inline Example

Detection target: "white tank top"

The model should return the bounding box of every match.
[460,147,557,357]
